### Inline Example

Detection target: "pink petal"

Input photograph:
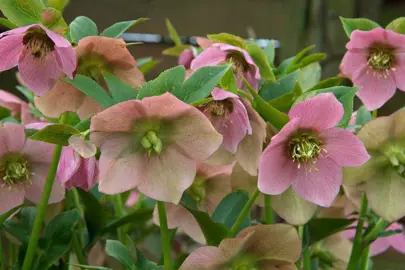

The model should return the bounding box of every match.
[211,88,238,100]
[393,53,405,91]
[43,27,72,48]
[126,190,140,207]
[270,117,300,146]
[0,123,25,155]
[320,128,370,167]
[179,246,219,270]
[0,35,23,72]
[0,89,24,107]
[178,49,194,69]
[370,238,391,256]
[68,135,97,159]
[22,138,55,165]
[138,147,196,204]
[196,37,214,49]
[54,46,77,79]
[258,144,295,195]
[76,96,103,120]
[346,28,386,50]
[289,93,344,131]
[24,163,65,204]
[0,25,33,39]
[387,223,405,254]
[0,184,25,214]
[65,157,98,191]
[386,30,405,51]
[190,46,227,70]
[292,157,342,207]
[56,147,81,183]
[243,69,259,91]
[340,51,368,79]
[18,50,62,96]
[354,70,396,110]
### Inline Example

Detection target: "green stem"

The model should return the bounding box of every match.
[71,189,86,244]
[229,188,260,237]
[264,195,274,224]
[298,226,311,270]
[303,249,311,270]
[114,195,127,246]
[359,245,370,270]
[0,236,5,270]
[363,218,387,243]
[22,113,68,270]
[157,201,173,270]
[237,89,255,106]
[9,244,17,267]
[347,192,368,270]
[72,231,87,265]
[372,110,377,119]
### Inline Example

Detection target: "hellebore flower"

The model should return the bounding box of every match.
[259,93,370,207]
[0,122,65,214]
[0,24,76,95]
[179,224,302,270]
[0,89,38,124]
[57,146,98,191]
[341,28,405,110]
[35,36,145,119]
[191,43,260,90]
[344,109,405,221]
[154,163,232,243]
[90,92,223,204]
[178,49,195,69]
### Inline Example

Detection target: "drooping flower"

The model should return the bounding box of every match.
[191,43,260,90]
[259,93,370,207]
[344,109,405,221]
[0,24,76,95]
[0,89,38,124]
[154,163,232,243]
[126,190,140,207]
[90,92,222,204]
[179,224,301,270]
[0,122,65,214]
[35,36,145,119]
[57,146,98,191]
[340,28,405,110]
[178,49,195,69]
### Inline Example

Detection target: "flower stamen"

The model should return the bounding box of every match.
[141,130,163,156]
[203,99,234,118]
[367,46,395,78]
[288,132,324,172]
[0,153,31,186]
[23,28,55,58]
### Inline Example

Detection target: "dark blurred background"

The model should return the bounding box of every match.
[1,1,405,267]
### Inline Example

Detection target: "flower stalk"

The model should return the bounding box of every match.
[157,201,173,270]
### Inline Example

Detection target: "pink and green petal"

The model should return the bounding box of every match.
[346,28,386,51]
[190,46,228,70]
[0,184,25,214]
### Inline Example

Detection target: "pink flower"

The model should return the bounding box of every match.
[179,224,302,270]
[178,49,194,69]
[191,43,260,90]
[153,163,232,243]
[90,92,223,203]
[35,36,145,119]
[57,147,98,191]
[341,28,405,110]
[126,190,140,207]
[0,122,65,214]
[258,93,370,207]
[0,89,38,124]
[0,24,76,96]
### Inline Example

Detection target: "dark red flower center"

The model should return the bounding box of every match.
[226,51,250,74]
[203,99,234,118]
[23,28,55,58]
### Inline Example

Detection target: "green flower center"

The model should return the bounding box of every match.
[226,253,258,270]
[186,176,207,206]
[227,51,250,74]
[368,46,395,74]
[385,146,405,177]
[203,99,234,118]
[77,56,109,81]
[0,153,31,186]
[141,130,163,156]
[23,28,55,58]
[288,132,324,169]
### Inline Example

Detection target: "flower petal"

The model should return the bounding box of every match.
[138,147,196,204]
[54,46,77,79]
[258,144,295,195]
[232,163,264,207]
[340,51,368,79]
[0,122,25,154]
[370,238,391,256]
[76,96,103,120]
[386,30,405,51]
[57,147,81,183]
[65,157,98,191]
[393,53,405,91]
[346,28,386,50]
[0,35,23,72]
[387,223,405,254]
[0,184,25,214]
[320,127,370,167]
[22,138,54,165]
[203,165,232,213]
[196,37,214,49]
[211,88,238,100]
[190,46,227,70]
[43,26,73,48]
[289,93,344,131]
[292,157,342,207]
[179,246,219,270]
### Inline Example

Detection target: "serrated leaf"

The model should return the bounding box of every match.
[137,66,185,99]
[0,0,44,26]
[28,124,80,145]
[165,18,182,46]
[69,16,98,43]
[207,33,247,49]
[103,72,138,103]
[259,70,300,101]
[247,43,275,82]
[179,64,231,103]
[100,18,149,38]
[340,17,381,38]
[308,218,356,244]
[386,17,405,34]
[65,75,115,108]
[105,240,137,270]
[212,190,250,232]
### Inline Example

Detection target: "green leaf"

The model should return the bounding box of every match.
[0,107,11,120]
[220,68,238,93]
[298,62,321,91]
[72,265,112,270]
[101,209,153,234]
[378,229,403,238]
[28,124,80,146]
[103,72,138,103]
[0,204,25,226]
[105,240,137,270]
[137,66,185,99]
[386,17,405,34]
[165,18,182,46]
[69,16,98,43]
[291,45,316,65]
[277,56,295,74]
[65,75,115,108]
[268,83,303,112]
[0,0,44,26]
[75,118,91,132]
[340,17,381,38]
[16,86,34,103]
[40,7,68,32]
[100,18,149,38]
[307,77,342,92]
[264,41,276,67]
[1,117,19,123]
[212,190,250,232]
[259,70,300,101]
[355,106,372,126]
[3,206,37,245]
[287,53,326,74]
[181,205,229,246]
[37,210,81,270]
[317,86,359,127]
[308,218,356,244]
[179,64,231,103]
[207,33,247,49]
[162,44,191,56]
[247,43,275,82]
[0,17,17,29]
[135,247,163,270]
[136,57,161,74]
